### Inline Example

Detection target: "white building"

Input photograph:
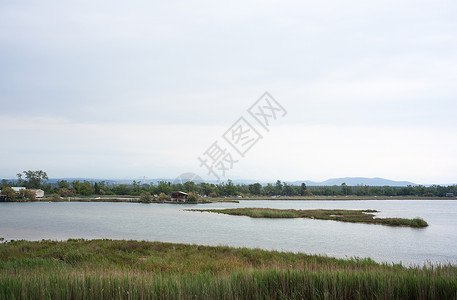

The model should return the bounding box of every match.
[29,189,45,198]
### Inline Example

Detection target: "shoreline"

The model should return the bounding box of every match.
[1,195,456,203]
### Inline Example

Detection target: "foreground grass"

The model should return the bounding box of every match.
[190,208,429,228]
[1,239,455,299]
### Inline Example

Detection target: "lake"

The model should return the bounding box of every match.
[1,200,456,266]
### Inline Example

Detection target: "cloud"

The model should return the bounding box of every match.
[0,0,456,182]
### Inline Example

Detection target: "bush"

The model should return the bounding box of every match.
[304,190,313,196]
[187,192,199,202]
[51,194,61,201]
[140,192,153,203]
[158,192,170,201]
[58,188,75,197]
[18,189,36,201]
[1,187,16,201]
[24,190,36,201]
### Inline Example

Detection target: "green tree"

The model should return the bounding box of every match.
[224,180,238,196]
[264,184,276,196]
[19,170,48,189]
[183,181,197,193]
[200,183,216,196]
[187,192,199,202]
[58,188,76,197]
[299,183,307,196]
[113,184,129,195]
[94,182,101,194]
[140,192,153,203]
[248,183,262,195]
[57,180,70,189]
[18,189,36,201]
[355,185,368,196]
[24,190,36,201]
[158,192,170,201]
[51,194,61,201]
[72,180,94,196]
[275,180,283,195]
[16,173,23,186]
[1,187,16,201]
[283,183,294,196]
[156,181,171,195]
[130,180,143,196]
[341,183,352,195]
[1,179,9,189]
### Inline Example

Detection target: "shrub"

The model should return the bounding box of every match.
[1,187,16,201]
[58,188,76,197]
[304,190,313,196]
[24,190,36,201]
[18,189,36,201]
[51,194,61,201]
[187,192,199,202]
[140,192,153,203]
[411,218,428,228]
[158,192,170,201]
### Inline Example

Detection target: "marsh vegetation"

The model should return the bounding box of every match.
[0,239,455,299]
[190,208,429,228]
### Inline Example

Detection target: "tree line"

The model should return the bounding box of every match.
[1,171,456,198]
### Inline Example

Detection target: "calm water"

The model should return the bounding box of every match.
[1,200,456,266]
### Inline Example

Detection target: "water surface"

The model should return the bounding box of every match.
[1,200,456,266]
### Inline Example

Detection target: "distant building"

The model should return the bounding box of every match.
[11,187,26,192]
[29,189,45,198]
[171,191,188,202]
[445,193,455,197]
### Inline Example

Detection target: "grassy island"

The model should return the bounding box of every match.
[0,239,455,299]
[189,208,429,228]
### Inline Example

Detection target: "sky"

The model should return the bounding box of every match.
[1,0,456,184]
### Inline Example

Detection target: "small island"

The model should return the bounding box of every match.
[189,208,429,228]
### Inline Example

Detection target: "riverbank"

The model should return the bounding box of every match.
[211,195,457,201]
[4,196,239,204]
[2,195,455,203]
[0,239,455,299]
[189,208,429,228]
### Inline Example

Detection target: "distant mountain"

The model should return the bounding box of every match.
[287,177,417,187]
[40,177,417,186]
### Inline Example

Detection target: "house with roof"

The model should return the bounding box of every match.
[171,191,188,202]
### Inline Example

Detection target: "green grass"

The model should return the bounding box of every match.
[0,239,455,299]
[189,208,429,228]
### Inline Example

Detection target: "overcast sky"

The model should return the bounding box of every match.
[1,0,456,184]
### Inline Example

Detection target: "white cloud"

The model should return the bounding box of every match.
[1,0,456,183]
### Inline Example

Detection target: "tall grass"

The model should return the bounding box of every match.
[0,239,455,299]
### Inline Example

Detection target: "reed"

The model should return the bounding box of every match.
[0,239,454,299]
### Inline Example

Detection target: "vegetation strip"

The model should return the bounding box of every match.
[189,208,429,228]
[1,239,455,299]
[2,170,457,201]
